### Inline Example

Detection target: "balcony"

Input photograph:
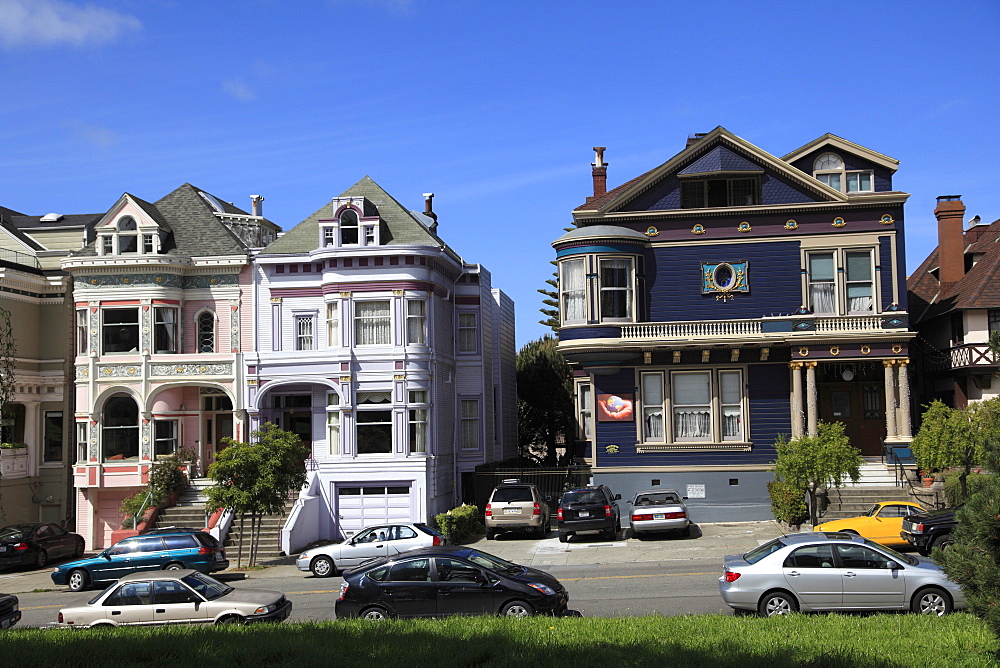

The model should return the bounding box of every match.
[927,343,997,373]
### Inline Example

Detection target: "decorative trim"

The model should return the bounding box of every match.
[784,219,798,230]
[829,346,840,356]
[645,226,659,237]
[691,224,706,235]
[832,217,846,228]
[672,351,681,364]
[880,214,895,225]
[798,347,809,357]
[636,443,752,453]
[701,261,748,294]
[760,348,769,361]
[737,222,752,233]
[605,444,620,454]
[270,297,282,303]
[74,273,240,289]
[861,345,871,355]
[891,344,903,354]
[148,363,233,376]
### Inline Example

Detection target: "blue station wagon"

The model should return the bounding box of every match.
[51,529,229,592]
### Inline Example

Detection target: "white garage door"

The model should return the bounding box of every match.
[336,485,412,537]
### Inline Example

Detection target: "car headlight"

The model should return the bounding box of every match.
[527,582,555,596]
[254,603,277,615]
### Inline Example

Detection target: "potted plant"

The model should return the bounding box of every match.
[921,470,936,487]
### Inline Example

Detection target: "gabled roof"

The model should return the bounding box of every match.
[261,175,452,255]
[574,126,847,214]
[782,133,900,172]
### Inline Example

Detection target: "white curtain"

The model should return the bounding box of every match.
[642,373,664,440]
[674,410,710,439]
[562,259,586,321]
[848,294,874,313]
[356,301,391,345]
[810,284,837,314]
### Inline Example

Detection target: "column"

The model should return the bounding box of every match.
[883,360,898,439]
[24,401,41,476]
[805,361,818,436]
[897,359,912,439]
[789,362,804,438]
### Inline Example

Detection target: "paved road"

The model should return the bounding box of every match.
[6,521,787,627]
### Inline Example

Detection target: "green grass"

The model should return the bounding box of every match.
[1,613,995,667]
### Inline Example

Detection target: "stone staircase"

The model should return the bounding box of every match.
[818,460,914,520]
[151,479,213,531]
[224,497,295,564]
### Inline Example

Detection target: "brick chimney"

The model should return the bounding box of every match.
[934,195,966,295]
[591,147,608,198]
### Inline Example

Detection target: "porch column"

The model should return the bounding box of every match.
[24,401,40,475]
[897,359,912,438]
[883,360,898,439]
[805,361,818,436]
[789,362,804,438]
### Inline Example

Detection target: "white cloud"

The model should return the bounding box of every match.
[0,0,142,49]
[222,79,256,102]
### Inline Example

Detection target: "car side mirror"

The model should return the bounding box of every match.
[614,494,621,501]
[474,572,488,585]
[887,561,901,570]
[626,499,633,504]
[102,551,112,560]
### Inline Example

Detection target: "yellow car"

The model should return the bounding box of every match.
[814,501,925,548]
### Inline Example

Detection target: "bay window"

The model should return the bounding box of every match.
[637,369,745,444]
[599,257,633,320]
[806,248,875,315]
[355,301,391,346]
[154,307,178,353]
[560,258,586,323]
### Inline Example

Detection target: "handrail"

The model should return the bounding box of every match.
[133,490,154,529]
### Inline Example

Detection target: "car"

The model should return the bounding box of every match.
[55,570,291,627]
[51,528,229,592]
[814,501,925,549]
[485,480,551,539]
[557,485,621,542]
[335,545,569,619]
[0,593,20,629]
[900,506,959,556]
[0,523,85,569]
[628,489,690,538]
[719,531,967,617]
[296,523,445,577]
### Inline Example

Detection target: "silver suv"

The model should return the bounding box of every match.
[485,481,551,539]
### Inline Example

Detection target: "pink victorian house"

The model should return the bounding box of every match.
[62,185,278,548]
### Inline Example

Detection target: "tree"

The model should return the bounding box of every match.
[772,422,862,526]
[0,307,15,513]
[911,398,998,501]
[205,422,309,566]
[516,336,574,466]
[537,260,560,333]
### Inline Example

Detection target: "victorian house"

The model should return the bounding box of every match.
[552,128,913,521]
[908,197,1000,408]
[62,185,278,548]
[247,176,516,553]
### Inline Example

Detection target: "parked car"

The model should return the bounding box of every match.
[0,593,20,629]
[628,489,690,538]
[814,501,925,549]
[296,523,445,577]
[719,532,966,617]
[485,480,551,539]
[900,506,959,556]
[557,485,621,542]
[51,528,229,592]
[0,523,85,569]
[335,545,568,619]
[56,570,291,627]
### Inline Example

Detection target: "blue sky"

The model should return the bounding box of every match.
[2,0,998,347]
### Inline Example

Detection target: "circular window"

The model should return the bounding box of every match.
[713,263,736,290]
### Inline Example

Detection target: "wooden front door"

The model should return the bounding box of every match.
[819,382,884,456]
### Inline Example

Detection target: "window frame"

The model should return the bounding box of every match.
[326,302,339,348]
[354,300,392,346]
[559,257,587,324]
[804,248,877,316]
[43,410,63,463]
[197,310,216,353]
[102,393,140,462]
[680,176,761,209]
[636,368,747,446]
[76,308,88,356]
[406,299,426,345]
[153,306,179,354]
[153,419,178,459]
[356,391,393,456]
[598,256,634,322]
[812,152,873,194]
[460,398,480,450]
[458,311,478,353]
[577,381,593,440]
[102,308,140,355]
[294,313,315,351]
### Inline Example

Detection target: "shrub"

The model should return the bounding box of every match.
[119,490,157,529]
[767,480,808,526]
[434,504,483,544]
[944,469,991,506]
[148,454,188,499]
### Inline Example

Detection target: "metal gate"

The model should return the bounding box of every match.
[471,467,591,521]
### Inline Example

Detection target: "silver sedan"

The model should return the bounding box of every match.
[719,532,966,617]
[628,489,690,537]
[295,523,445,577]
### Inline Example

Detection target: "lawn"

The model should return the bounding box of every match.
[3,613,995,667]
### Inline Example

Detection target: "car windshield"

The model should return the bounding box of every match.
[863,538,918,566]
[466,550,523,576]
[743,537,787,564]
[181,572,232,600]
[492,487,533,503]
[88,583,116,605]
[414,524,443,538]
[864,504,879,517]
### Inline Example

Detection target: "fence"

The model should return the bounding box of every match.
[470,466,592,520]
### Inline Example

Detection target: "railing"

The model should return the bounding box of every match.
[927,343,997,372]
[0,248,41,269]
[132,490,155,530]
[621,313,902,341]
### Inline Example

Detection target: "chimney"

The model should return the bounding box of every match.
[964,214,988,244]
[934,195,966,294]
[250,194,264,217]
[591,147,608,199]
[686,132,709,148]
[423,193,438,233]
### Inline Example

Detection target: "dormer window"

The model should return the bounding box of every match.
[813,152,873,193]
[98,215,163,255]
[341,210,359,245]
[117,216,138,254]
[320,206,380,248]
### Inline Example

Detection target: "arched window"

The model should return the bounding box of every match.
[813,152,843,172]
[117,216,138,253]
[340,209,359,245]
[103,393,139,461]
[198,311,216,353]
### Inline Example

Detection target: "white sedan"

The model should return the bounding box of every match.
[295,523,445,577]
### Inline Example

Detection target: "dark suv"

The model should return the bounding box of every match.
[557,485,621,543]
[50,528,229,591]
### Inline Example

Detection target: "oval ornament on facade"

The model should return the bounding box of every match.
[645,226,659,237]
[798,347,809,357]
[830,346,840,356]
[832,217,846,228]
[892,344,903,354]
[784,219,798,230]
[880,214,895,225]
[606,444,620,454]
[861,345,871,355]
[738,222,752,233]
[691,224,706,235]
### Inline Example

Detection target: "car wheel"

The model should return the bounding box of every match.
[758,591,798,617]
[360,606,390,621]
[164,562,185,571]
[216,614,244,625]
[932,534,955,552]
[35,549,48,569]
[310,555,336,578]
[74,540,85,558]
[67,569,89,592]
[558,532,569,543]
[500,600,534,618]
[912,587,952,616]
[604,526,617,540]
[679,525,692,538]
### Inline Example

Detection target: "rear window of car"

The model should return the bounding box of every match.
[492,487,533,503]
[743,538,787,564]
[561,490,604,505]
[193,533,219,547]
[161,535,198,550]
[414,523,443,537]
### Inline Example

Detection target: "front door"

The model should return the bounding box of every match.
[284,411,311,454]
[819,381,883,456]
[202,394,234,471]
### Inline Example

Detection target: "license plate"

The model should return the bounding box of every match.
[654,514,665,520]
[504,508,519,515]
[216,553,225,561]
[578,511,590,518]
[0,546,7,553]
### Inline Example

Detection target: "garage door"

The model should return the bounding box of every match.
[336,485,412,537]
[96,489,134,548]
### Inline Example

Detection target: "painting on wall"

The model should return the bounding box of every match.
[597,394,634,422]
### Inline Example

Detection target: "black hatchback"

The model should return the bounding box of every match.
[557,485,621,542]
[335,545,568,620]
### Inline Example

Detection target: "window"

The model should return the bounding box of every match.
[641,373,664,441]
[357,391,392,455]
[102,308,139,354]
[807,252,836,314]
[295,315,315,350]
[76,422,87,462]
[560,258,586,323]
[103,393,139,461]
[154,307,178,353]
[719,371,743,440]
[409,390,428,454]
[364,224,377,245]
[101,236,113,255]
[340,209,359,245]
[0,403,24,444]
[76,309,88,356]
[672,372,711,441]
[806,249,875,315]
[989,309,1000,335]
[813,152,873,193]
[680,177,759,208]
[142,234,155,254]
[105,581,152,607]
[406,300,426,345]
[639,369,746,443]
[578,383,593,439]
[784,544,836,569]
[43,411,62,462]
[153,579,197,605]
[388,558,430,582]
[324,227,336,247]
[458,312,478,353]
[355,301,391,346]
[599,258,633,320]
[197,311,215,353]
[461,399,479,449]
[154,420,178,458]
[326,303,339,348]
[117,216,138,254]
[845,250,874,313]
[327,411,340,453]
